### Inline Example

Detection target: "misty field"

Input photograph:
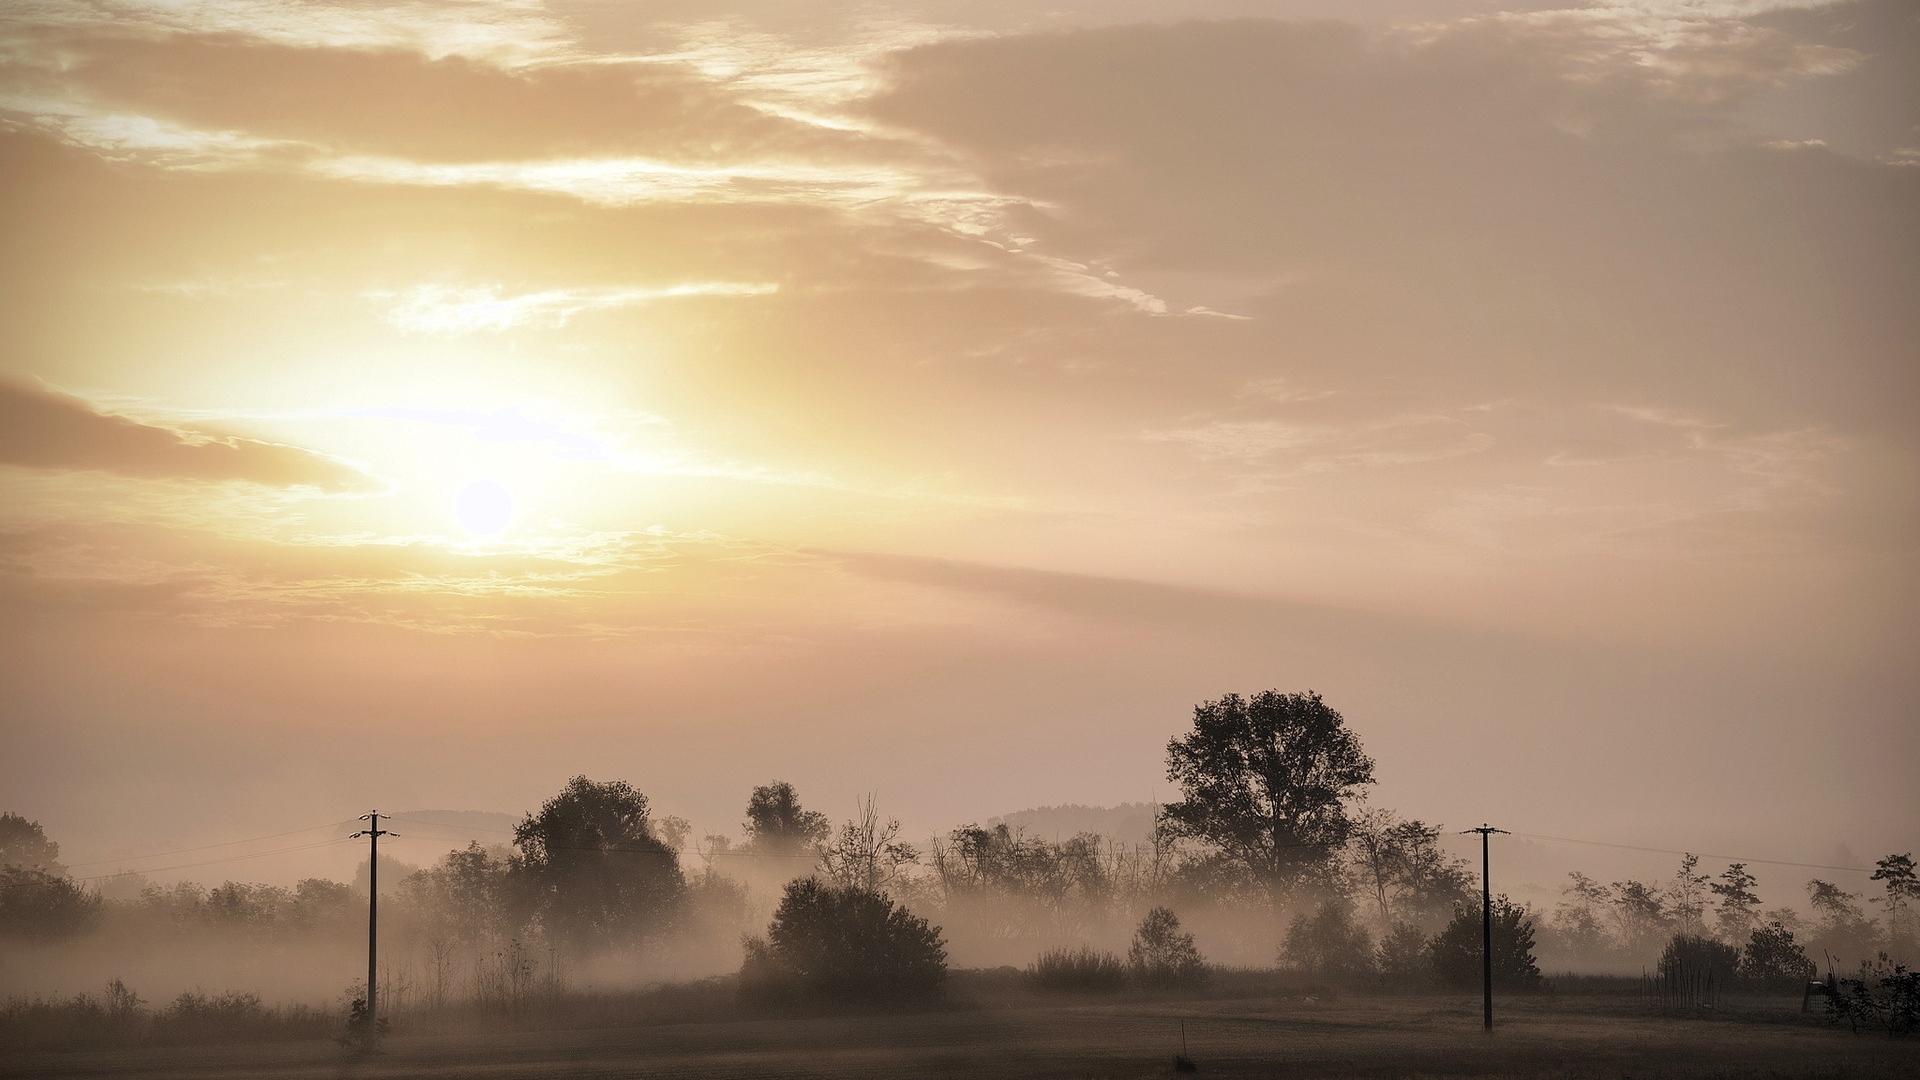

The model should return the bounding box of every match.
[4,983,1914,1080]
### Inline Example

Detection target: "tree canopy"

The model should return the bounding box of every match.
[743,781,830,854]
[510,776,684,956]
[1160,690,1374,900]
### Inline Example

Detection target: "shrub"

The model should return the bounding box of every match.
[1376,922,1432,986]
[1431,895,1540,988]
[155,991,273,1043]
[1129,907,1209,989]
[1741,922,1816,989]
[1027,945,1128,991]
[1827,954,1920,1036]
[1281,899,1375,978]
[1658,934,1740,985]
[742,879,947,1003]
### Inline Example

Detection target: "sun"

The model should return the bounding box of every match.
[453,479,514,536]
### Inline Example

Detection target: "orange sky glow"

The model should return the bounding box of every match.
[1,0,1914,893]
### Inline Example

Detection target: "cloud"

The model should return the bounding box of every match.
[0,382,371,491]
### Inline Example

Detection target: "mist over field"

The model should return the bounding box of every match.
[1,0,1915,1073]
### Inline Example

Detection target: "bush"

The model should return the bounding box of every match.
[1741,922,1816,989]
[1827,954,1920,1036]
[1027,945,1128,991]
[155,991,275,1043]
[1431,895,1540,988]
[1281,899,1375,978]
[1376,922,1432,986]
[742,879,947,1003]
[1658,934,1740,985]
[1129,907,1209,989]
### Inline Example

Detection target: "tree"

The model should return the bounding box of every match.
[743,782,829,855]
[0,814,96,940]
[1872,853,1917,956]
[1160,690,1374,901]
[1666,854,1711,937]
[509,776,684,956]
[1710,863,1761,942]
[1431,895,1539,988]
[1281,897,1375,978]
[741,878,947,1002]
[1346,806,1473,930]
[1553,872,1613,958]
[1741,922,1815,989]
[1376,922,1432,984]
[1129,906,1209,988]
[818,796,919,895]
[1609,879,1669,955]
[0,813,66,875]
[1807,879,1879,966]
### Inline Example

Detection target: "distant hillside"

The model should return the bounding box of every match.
[985,803,1159,845]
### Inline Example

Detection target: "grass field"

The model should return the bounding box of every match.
[3,987,1914,1079]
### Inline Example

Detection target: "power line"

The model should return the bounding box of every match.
[3,838,356,888]
[61,821,358,870]
[1506,831,1878,875]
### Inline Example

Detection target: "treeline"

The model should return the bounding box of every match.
[3,690,1914,1019]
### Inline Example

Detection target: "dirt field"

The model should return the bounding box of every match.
[4,991,1913,1080]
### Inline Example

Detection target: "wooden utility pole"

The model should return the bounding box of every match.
[351,811,393,1043]
[1463,825,1507,1031]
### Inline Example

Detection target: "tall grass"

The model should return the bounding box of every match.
[1026,946,1128,991]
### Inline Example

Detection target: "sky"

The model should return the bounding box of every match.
[0,0,1914,900]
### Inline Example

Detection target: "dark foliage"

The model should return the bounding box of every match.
[1026,945,1128,991]
[1658,934,1740,986]
[743,879,947,1003]
[1828,954,1920,1036]
[1741,921,1815,989]
[1160,690,1374,900]
[1432,895,1540,988]
[743,781,831,854]
[1129,906,1209,989]
[510,776,685,956]
[1281,898,1375,977]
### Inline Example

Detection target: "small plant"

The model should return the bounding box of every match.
[1027,945,1128,991]
[338,996,390,1050]
[1128,907,1208,989]
[1827,954,1920,1036]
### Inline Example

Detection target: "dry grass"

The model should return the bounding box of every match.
[2,985,1913,1079]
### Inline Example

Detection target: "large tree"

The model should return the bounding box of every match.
[510,776,684,956]
[742,781,830,854]
[1160,690,1374,900]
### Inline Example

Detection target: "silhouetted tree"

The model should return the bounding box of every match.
[1741,921,1816,989]
[1609,879,1669,955]
[0,813,66,875]
[1376,921,1432,984]
[819,796,918,894]
[0,814,96,940]
[743,782,830,855]
[1431,895,1539,987]
[741,878,947,1002]
[509,776,684,956]
[1281,897,1375,977]
[933,823,1110,939]
[1807,878,1879,965]
[1666,854,1711,937]
[1345,807,1472,930]
[1710,863,1761,942]
[1872,853,1917,956]
[1129,906,1209,988]
[1552,872,1613,958]
[1160,690,1374,902]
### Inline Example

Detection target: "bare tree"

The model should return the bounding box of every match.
[819,795,919,894]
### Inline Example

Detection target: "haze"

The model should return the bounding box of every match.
[1,0,1914,902]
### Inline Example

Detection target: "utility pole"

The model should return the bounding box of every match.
[351,811,393,1044]
[1463,825,1507,1032]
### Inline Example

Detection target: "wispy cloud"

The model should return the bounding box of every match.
[370,282,779,333]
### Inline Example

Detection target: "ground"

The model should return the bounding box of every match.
[3,990,1914,1079]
